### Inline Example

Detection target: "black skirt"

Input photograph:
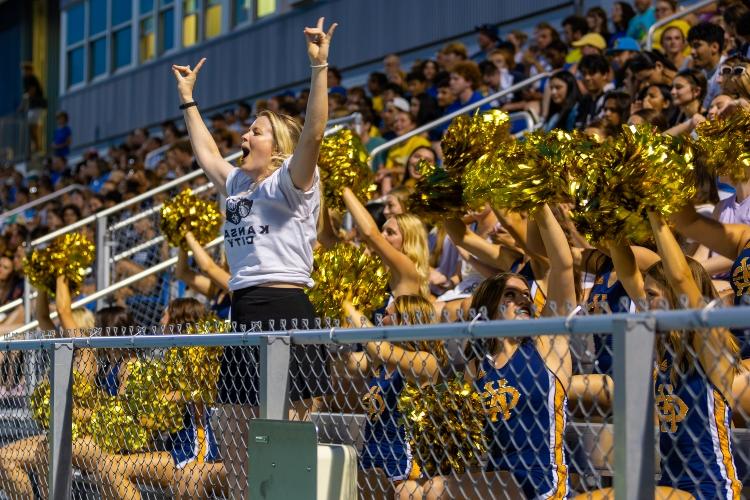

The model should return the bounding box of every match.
[218,286,330,405]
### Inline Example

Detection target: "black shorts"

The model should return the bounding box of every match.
[218,286,330,405]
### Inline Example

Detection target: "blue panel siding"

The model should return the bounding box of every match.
[60,0,573,148]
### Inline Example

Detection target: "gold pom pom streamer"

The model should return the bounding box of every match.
[160,188,222,250]
[318,128,375,211]
[406,167,465,222]
[23,233,94,297]
[398,377,487,475]
[695,109,750,182]
[122,359,185,434]
[89,396,150,453]
[307,243,390,321]
[570,125,695,244]
[442,109,511,176]
[164,317,226,404]
[30,371,100,440]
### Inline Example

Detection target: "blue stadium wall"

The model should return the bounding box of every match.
[59,0,574,149]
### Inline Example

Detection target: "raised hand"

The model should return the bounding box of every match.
[304,17,337,66]
[171,58,207,102]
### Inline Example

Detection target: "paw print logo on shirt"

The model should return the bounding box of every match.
[226,198,253,225]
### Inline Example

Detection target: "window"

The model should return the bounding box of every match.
[111,0,131,26]
[113,27,132,69]
[140,17,156,62]
[67,47,85,86]
[205,0,222,39]
[234,0,251,25]
[89,0,107,35]
[159,7,175,52]
[140,0,155,14]
[182,0,199,47]
[90,38,107,78]
[67,3,85,45]
[257,0,275,18]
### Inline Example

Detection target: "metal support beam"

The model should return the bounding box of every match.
[49,341,74,500]
[613,317,655,500]
[260,335,291,420]
[95,216,110,309]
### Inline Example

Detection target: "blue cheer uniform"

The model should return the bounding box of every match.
[475,341,569,499]
[360,368,419,481]
[730,240,750,358]
[168,405,220,468]
[655,358,742,499]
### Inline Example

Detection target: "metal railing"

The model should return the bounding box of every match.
[368,73,549,162]
[0,184,88,225]
[645,0,717,51]
[1,305,748,498]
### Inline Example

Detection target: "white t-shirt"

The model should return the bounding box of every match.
[224,157,320,291]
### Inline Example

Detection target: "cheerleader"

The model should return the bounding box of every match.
[175,231,231,319]
[343,295,447,500]
[172,17,337,498]
[462,204,574,499]
[583,211,743,500]
[343,187,430,298]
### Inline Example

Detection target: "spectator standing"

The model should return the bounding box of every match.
[20,63,47,155]
[611,2,637,44]
[50,111,72,159]
[576,55,614,127]
[688,22,726,109]
[471,24,500,62]
[627,0,656,43]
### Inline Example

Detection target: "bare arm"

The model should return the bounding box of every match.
[175,247,214,296]
[444,217,522,271]
[607,242,647,305]
[35,290,56,332]
[288,18,338,191]
[184,232,230,292]
[55,276,78,334]
[671,204,750,260]
[343,187,420,295]
[171,58,233,195]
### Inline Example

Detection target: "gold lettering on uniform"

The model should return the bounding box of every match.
[733,257,750,297]
[655,384,689,433]
[481,379,521,422]
[363,386,386,420]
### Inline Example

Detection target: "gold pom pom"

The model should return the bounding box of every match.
[318,128,376,211]
[406,167,465,221]
[30,371,98,438]
[164,317,226,404]
[442,109,511,175]
[23,233,95,297]
[695,109,750,182]
[89,396,150,453]
[122,359,185,434]
[570,125,695,244]
[160,188,222,249]
[307,243,390,321]
[398,377,487,475]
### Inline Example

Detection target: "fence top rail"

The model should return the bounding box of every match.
[368,72,549,161]
[2,305,749,351]
[0,184,88,223]
[645,0,716,50]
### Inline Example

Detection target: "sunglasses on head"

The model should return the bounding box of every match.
[719,65,747,77]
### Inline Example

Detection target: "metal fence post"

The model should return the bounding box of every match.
[49,341,74,500]
[96,215,110,308]
[23,276,32,325]
[259,335,291,420]
[613,317,656,500]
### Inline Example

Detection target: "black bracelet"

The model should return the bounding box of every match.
[179,101,197,110]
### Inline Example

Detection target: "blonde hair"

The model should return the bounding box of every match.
[257,110,302,175]
[72,309,95,331]
[393,214,430,298]
[391,295,447,365]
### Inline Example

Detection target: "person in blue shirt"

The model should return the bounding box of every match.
[51,111,72,159]
[627,0,656,42]
[434,61,491,138]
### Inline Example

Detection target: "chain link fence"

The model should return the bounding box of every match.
[0,304,748,499]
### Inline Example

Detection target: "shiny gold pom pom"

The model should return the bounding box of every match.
[30,371,98,439]
[695,109,750,182]
[407,167,466,222]
[307,243,390,321]
[160,188,222,250]
[318,128,375,211]
[442,109,511,175]
[89,396,150,453]
[23,233,95,297]
[122,359,185,434]
[398,377,487,475]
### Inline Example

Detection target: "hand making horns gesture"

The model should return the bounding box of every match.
[304,17,338,66]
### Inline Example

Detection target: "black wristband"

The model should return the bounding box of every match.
[179,101,197,110]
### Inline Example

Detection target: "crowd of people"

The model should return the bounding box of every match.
[0,2,750,499]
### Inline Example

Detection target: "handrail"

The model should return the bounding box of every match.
[0,297,23,315]
[0,184,87,224]
[28,113,362,247]
[645,0,716,51]
[509,111,538,137]
[368,72,549,162]
[7,237,224,338]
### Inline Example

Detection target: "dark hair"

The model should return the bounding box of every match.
[365,201,386,229]
[368,71,388,89]
[237,101,252,114]
[56,111,69,121]
[687,22,725,53]
[61,203,81,220]
[562,15,589,37]
[95,306,133,333]
[535,21,560,40]
[479,60,498,77]
[603,90,632,121]
[412,93,441,126]
[638,83,676,122]
[548,70,581,130]
[166,297,207,327]
[586,6,611,39]
[632,108,669,131]
[406,71,426,83]
[674,68,708,103]
[737,11,750,38]
[420,60,439,81]
[545,38,569,55]
[384,82,405,97]
[626,50,677,74]
[579,54,610,75]
[613,1,636,32]
[328,65,343,83]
